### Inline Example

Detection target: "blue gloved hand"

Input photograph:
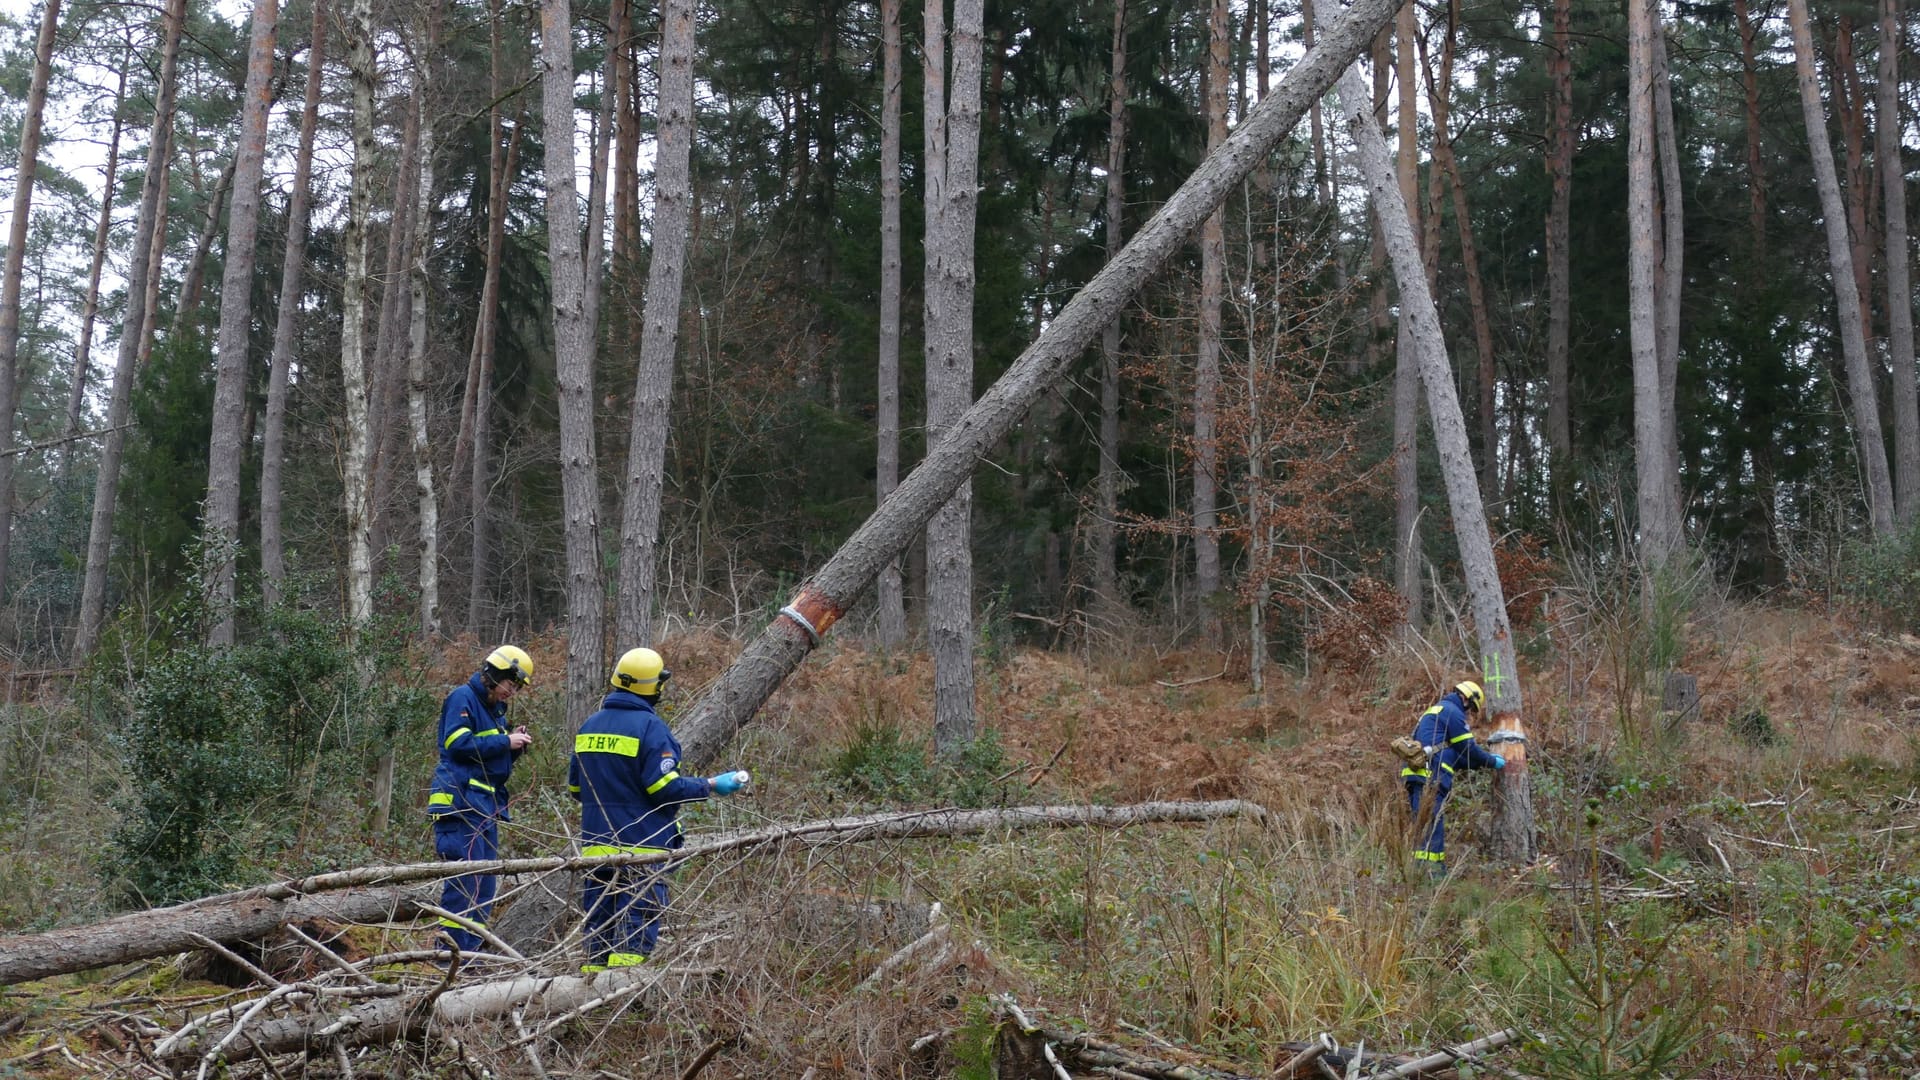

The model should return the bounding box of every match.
[709,770,749,796]
[1490,754,1506,770]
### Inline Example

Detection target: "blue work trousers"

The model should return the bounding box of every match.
[583,866,672,967]
[1405,781,1451,866]
[433,816,500,955]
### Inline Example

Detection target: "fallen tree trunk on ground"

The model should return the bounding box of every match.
[0,800,1266,986]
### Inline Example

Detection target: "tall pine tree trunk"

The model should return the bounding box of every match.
[61,66,126,482]
[925,0,985,756]
[1629,0,1683,561]
[1192,0,1227,608]
[174,159,236,330]
[614,0,697,647]
[341,0,378,629]
[542,0,608,729]
[366,102,420,564]
[1652,15,1685,526]
[1331,60,1533,864]
[1391,0,1423,628]
[261,0,325,610]
[73,0,186,659]
[1788,0,1896,534]
[0,0,64,609]
[1880,0,1920,521]
[1094,0,1126,608]
[1545,0,1573,467]
[875,0,908,647]
[205,0,281,646]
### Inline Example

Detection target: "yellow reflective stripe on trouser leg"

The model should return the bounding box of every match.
[444,727,472,749]
[607,953,647,967]
[428,792,454,808]
[439,917,488,929]
[581,844,671,857]
[1414,851,1446,862]
[644,770,680,796]
[468,779,496,793]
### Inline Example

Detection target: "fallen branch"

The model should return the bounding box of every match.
[1371,1029,1519,1078]
[0,801,1264,987]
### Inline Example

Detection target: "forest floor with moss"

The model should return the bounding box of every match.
[1,595,1918,1078]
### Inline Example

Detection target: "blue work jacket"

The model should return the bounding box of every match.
[1399,689,1499,793]
[428,673,519,821]
[569,690,711,854]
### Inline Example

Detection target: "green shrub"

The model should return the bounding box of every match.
[1837,520,1920,632]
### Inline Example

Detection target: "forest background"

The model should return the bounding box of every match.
[1,0,1920,1072]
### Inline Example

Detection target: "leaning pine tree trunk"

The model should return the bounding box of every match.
[1788,0,1896,535]
[668,0,1400,769]
[1329,61,1534,863]
[1879,0,1920,522]
[73,0,186,660]
[541,0,607,728]
[614,0,696,648]
[61,64,126,482]
[0,0,63,607]
[205,0,281,646]
[261,0,327,610]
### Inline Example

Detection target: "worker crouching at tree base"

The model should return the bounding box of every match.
[427,645,534,955]
[1402,679,1504,876]
[571,647,749,972]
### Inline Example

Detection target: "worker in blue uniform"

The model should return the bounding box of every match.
[428,645,534,956]
[571,647,748,971]
[1401,679,1504,874]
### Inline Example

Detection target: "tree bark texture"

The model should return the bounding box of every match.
[0,0,64,608]
[1545,0,1573,467]
[205,0,280,647]
[875,0,908,647]
[407,62,441,639]
[1331,61,1533,863]
[668,0,1399,769]
[261,0,327,609]
[924,0,986,755]
[615,0,697,648]
[1652,15,1685,525]
[1879,0,1920,522]
[73,0,186,659]
[1629,0,1684,562]
[366,100,420,563]
[543,0,608,728]
[60,65,127,482]
[1391,0,1422,629]
[1788,0,1897,534]
[1094,0,1127,609]
[341,0,379,629]
[1193,0,1228,606]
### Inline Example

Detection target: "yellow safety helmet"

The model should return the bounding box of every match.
[484,645,534,686]
[1454,680,1484,712]
[612,647,670,694]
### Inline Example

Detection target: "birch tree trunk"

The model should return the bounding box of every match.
[205,0,281,647]
[1330,62,1533,864]
[72,0,186,660]
[1788,0,1896,535]
[875,0,908,647]
[261,0,326,610]
[0,0,64,608]
[1192,0,1227,607]
[615,0,697,647]
[60,65,126,483]
[1651,15,1686,525]
[542,0,608,729]
[924,0,986,756]
[1879,0,1920,522]
[366,102,419,563]
[407,59,440,639]
[1094,0,1127,608]
[1391,0,1422,628]
[1629,0,1683,561]
[1545,0,1573,467]
[341,0,378,629]
[668,0,1398,768]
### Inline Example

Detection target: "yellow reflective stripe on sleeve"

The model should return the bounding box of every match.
[428,792,454,807]
[1401,767,1430,779]
[1440,762,1456,773]
[444,727,473,748]
[568,784,581,794]
[1423,705,1442,716]
[1450,731,1474,743]
[644,770,681,795]
[606,953,647,967]
[475,728,502,738]
[581,844,671,857]
[467,779,496,793]
[581,963,608,974]
[574,733,642,757]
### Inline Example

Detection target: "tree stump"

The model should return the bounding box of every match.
[1661,672,1700,725]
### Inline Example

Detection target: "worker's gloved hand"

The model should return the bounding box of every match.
[708,770,750,796]
[1489,754,1506,770]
